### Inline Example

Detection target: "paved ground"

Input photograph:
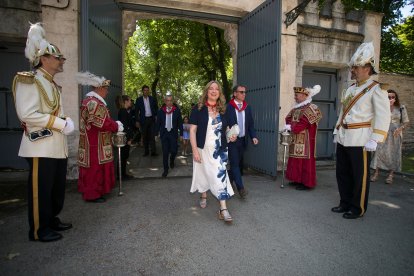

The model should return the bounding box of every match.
[0,143,414,275]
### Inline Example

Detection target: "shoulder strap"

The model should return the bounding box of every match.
[336,81,378,130]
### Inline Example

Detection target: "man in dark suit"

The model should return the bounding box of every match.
[135,85,158,156]
[156,94,183,177]
[225,85,259,199]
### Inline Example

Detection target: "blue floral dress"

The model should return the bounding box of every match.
[190,115,234,200]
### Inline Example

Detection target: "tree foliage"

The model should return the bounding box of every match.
[381,16,414,74]
[319,0,413,74]
[124,19,233,116]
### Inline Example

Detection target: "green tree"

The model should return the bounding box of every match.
[124,19,233,113]
[319,0,413,74]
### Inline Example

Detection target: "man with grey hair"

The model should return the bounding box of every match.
[156,94,183,177]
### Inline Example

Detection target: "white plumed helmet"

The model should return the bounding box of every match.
[24,22,64,67]
[348,41,377,74]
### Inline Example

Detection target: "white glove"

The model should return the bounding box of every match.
[333,134,338,144]
[116,121,124,132]
[284,124,291,131]
[364,139,377,151]
[62,118,75,135]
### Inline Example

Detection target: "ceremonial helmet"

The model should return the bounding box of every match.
[75,71,111,88]
[24,22,65,67]
[293,85,321,99]
[348,41,377,74]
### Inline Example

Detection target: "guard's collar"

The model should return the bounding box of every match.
[38,68,54,83]
[86,91,107,106]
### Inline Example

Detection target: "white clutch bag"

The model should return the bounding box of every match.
[226,124,240,142]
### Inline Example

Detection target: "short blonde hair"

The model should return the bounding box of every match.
[197,80,226,114]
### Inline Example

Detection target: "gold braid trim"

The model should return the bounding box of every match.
[34,79,60,113]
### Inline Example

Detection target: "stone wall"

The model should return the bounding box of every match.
[0,0,41,41]
[41,0,80,179]
[379,72,414,150]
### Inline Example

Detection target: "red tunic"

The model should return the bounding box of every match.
[285,103,322,188]
[78,95,118,200]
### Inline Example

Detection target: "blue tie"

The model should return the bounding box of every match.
[237,104,244,137]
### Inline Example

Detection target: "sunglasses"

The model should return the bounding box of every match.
[236,90,247,94]
[51,55,66,61]
[388,96,395,100]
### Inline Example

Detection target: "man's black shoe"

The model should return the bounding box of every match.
[331,206,350,213]
[87,197,106,203]
[30,231,62,242]
[122,174,134,180]
[170,160,175,169]
[289,182,300,186]
[239,188,248,199]
[50,218,72,231]
[151,152,158,156]
[343,211,361,219]
[143,152,149,157]
[295,184,311,190]
[162,170,168,177]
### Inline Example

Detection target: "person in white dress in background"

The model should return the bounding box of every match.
[189,80,235,223]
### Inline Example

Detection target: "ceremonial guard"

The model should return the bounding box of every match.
[225,84,259,199]
[332,42,390,219]
[156,94,183,177]
[13,23,74,242]
[284,85,322,190]
[76,72,124,203]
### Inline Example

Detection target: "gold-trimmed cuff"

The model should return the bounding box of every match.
[373,129,387,136]
[46,115,56,129]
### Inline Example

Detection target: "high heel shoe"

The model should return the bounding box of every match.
[370,172,378,182]
[218,209,233,223]
[385,174,393,184]
[199,196,207,208]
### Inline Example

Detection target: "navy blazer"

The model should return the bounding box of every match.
[224,103,257,142]
[135,95,158,124]
[156,106,183,138]
[189,106,228,150]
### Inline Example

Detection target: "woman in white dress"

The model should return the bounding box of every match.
[189,81,235,223]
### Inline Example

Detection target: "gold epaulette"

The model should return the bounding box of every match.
[14,71,35,84]
[303,104,322,124]
[12,71,35,103]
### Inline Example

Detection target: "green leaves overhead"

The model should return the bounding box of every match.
[124,19,233,115]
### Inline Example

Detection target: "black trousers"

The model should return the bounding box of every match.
[142,117,156,154]
[161,131,178,171]
[335,144,371,216]
[26,157,67,239]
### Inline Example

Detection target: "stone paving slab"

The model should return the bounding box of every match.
[1,142,414,275]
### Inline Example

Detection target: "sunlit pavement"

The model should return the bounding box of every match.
[0,143,413,275]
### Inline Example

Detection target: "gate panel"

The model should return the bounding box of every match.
[81,0,122,116]
[237,0,281,176]
[302,67,337,159]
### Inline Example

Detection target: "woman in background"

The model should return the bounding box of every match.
[116,95,135,180]
[370,89,409,184]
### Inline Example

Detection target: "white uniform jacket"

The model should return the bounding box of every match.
[13,68,68,158]
[333,79,390,147]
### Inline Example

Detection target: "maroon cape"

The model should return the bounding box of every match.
[78,96,118,200]
[285,103,322,188]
